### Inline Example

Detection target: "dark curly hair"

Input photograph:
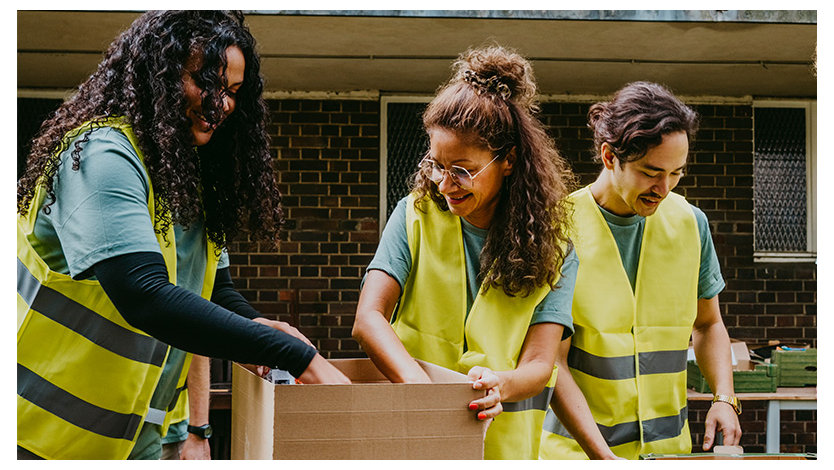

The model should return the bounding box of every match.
[17,10,282,249]
[588,81,698,164]
[413,45,575,297]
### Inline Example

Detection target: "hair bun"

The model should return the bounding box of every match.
[452,45,538,111]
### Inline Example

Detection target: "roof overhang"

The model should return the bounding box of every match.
[17,10,817,98]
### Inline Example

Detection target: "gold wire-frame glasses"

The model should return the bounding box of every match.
[420,153,502,190]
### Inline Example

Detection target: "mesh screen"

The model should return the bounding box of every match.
[386,102,428,218]
[754,107,807,252]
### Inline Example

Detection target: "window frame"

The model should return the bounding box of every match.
[379,95,433,232]
[752,99,817,263]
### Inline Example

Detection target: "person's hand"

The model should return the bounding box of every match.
[180,433,211,460]
[703,400,742,450]
[239,363,270,377]
[253,317,313,346]
[297,353,351,384]
[466,366,502,424]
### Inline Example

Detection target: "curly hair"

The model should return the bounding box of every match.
[413,45,575,297]
[588,81,698,164]
[17,10,282,249]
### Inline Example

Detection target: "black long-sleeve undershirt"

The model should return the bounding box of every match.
[210,267,261,320]
[93,251,316,378]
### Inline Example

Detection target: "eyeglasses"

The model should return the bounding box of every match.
[421,153,502,190]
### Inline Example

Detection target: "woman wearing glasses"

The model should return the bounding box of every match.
[352,45,578,459]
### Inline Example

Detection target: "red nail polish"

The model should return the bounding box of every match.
[469,403,478,411]
[478,412,486,420]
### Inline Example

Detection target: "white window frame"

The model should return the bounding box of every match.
[752,100,817,263]
[379,95,433,233]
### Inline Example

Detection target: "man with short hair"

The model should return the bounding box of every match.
[539,82,741,460]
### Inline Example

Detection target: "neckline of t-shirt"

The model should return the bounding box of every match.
[460,217,489,238]
[596,203,645,227]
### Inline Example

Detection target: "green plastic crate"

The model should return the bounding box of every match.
[772,348,816,386]
[687,360,778,393]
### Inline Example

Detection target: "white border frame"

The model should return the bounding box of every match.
[752,99,817,263]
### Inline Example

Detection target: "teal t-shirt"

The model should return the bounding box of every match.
[595,203,724,298]
[28,127,229,459]
[364,197,576,339]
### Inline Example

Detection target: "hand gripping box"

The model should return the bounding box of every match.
[230,359,488,459]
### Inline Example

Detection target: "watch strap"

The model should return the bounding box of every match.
[712,394,741,415]
[187,424,213,439]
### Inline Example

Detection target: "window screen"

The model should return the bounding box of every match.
[754,107,807,252]
[385,102,428,219]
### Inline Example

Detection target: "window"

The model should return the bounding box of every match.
[753,100,816,262]
[379,96,431,228]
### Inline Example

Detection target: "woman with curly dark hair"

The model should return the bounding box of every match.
[17,11,348,461]
[352,45,577,459]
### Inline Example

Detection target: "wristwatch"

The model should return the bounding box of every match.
[187,423,213,439]
[712,394,742,415]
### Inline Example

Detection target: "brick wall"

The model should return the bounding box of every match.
[227,99,380,357]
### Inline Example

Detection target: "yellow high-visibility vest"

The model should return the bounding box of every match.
[539,186,699,460]
[392,193,558,459]
[17,118,218,459]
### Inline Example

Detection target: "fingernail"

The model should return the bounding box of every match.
[478,412,486,420]
[469,403,478,411]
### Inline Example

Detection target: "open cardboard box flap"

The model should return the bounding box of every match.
[730,339,757,372]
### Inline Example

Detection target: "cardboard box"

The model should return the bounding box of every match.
[687,340,778,393]
[231,359,488,459]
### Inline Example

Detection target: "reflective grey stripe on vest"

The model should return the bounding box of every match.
[639,349,687,375]
[568,347,687,380]
[543,406,688,447]
[17,259,167,367]
[502,386,553,413]
[643,406,688,443]
[17,363,143,441]
[17,259,40,305]
[145,407,166,425]
[568,347,635,380]
[543,407,640,447]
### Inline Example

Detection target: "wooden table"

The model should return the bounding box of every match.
[688,387,817,453]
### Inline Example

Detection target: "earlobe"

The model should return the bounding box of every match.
[601,144,617,170]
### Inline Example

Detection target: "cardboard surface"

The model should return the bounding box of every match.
[231,359,488,460]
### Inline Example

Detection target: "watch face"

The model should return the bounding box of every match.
[190,424,213,439]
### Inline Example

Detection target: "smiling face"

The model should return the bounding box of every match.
[599,130,689,217]
[426,127,513,229]
[182,45,245,146]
